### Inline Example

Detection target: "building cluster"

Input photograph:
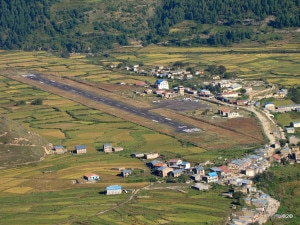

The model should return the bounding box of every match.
[131,152,159,160]
[102,143,124,153]
[264,102,300,113]
[52,143,125,155]
[136,77,252,107]
[121,64,200,81]
[144,147,273,185]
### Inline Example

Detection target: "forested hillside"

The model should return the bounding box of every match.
[146,0,300,45]
[0,0,299,53]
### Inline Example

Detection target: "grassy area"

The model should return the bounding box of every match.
[256,164,300,225]
[0,159,234,225]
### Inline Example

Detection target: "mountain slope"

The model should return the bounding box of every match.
[0,115,52,168]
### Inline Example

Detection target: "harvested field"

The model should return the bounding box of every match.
[150,108,264,149]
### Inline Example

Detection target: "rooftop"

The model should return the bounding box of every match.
[106,185,122,190]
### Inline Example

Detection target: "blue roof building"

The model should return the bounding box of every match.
[75,144,86,154]
[106,185,122,195]
[155,79,169,90]
[208,172,218,177]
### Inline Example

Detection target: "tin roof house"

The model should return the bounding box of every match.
[75,145,86,154]
[83,173,100,181]
[106,185,122,195]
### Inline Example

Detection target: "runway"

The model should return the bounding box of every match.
[24,74,201,133]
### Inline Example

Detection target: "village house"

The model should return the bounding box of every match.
[191,165,205,181]
[218,165,232,179]
[292,148,300,163]
[291,121,300,128]
[176,85,185,96]
[113,147,124,152]
[229,83,242,91]
[228,158,251,174]
[103,143,113,153]
[254,145,274,158]
[167,159,182,168]
[218,108,239,118]
[272,154,281,163]
[264,102,275,111]
[291,146,300,152]
[244,167,257,178]
[236,99,248,106]
[286,127,295,134]
[198,89,211,97]
[153,161,168,170]
[212,75,220,80]
[289,135,300,145]
[221,91,239,98]
[121,169,132,177]
[277,104,300,113]
[155,79,169,90]
[147,159,159,168]
[229,178,253,187]
[280,146,291,158]
[106,185,122,195]
[251,193,270,208]
[184,87,197,95]
[210,167,224,178]
[170,169,183,177]
[273,88,288,98]
[202,172,219,183]
[218,80,232,88]
[192,165,205,176]
[156,166,173,177]
[144,152,159,160]
[75,145,87,154]
[180,161,191,169]
[131,152,144,158]
[144,89,153,94]
[83,173,100,181]
[246,154,263,164]
[53,145,67,154]
[192,183,210,191]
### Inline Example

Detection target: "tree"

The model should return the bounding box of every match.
[15,100,26,106]
[223,72,237,79]
[31,98,43,105]
[232,191,245,206]
[240,88,247,94]
[207,65,217,75]
[186,67,195,74]
[178,174,189,183]
[173,61,185,68]
[279,139,286,147]
[218,65,226,76]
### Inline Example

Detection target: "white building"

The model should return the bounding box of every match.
[155,79,169,90]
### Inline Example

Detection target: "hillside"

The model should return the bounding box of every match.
[0,115,52,168]
[0,0,299,53]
